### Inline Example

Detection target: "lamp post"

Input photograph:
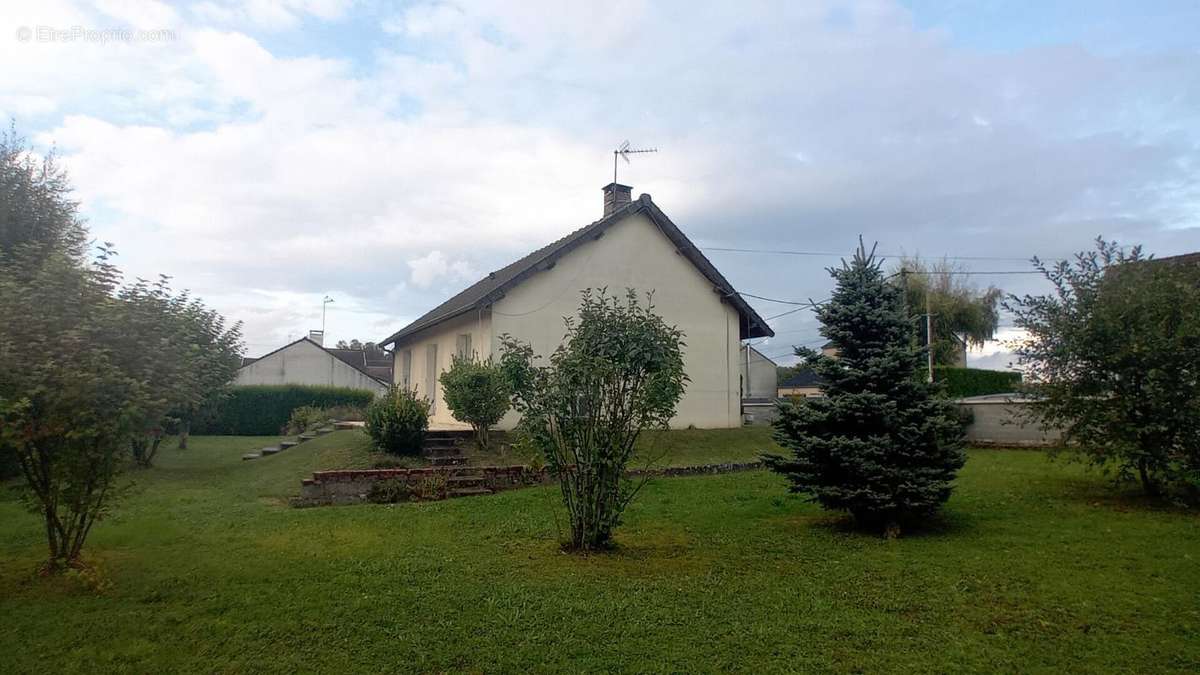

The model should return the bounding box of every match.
[322,296,334,336]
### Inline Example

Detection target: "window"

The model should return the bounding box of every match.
[400,350,412,388]
[425,344,438,413]
[456,333,472,359]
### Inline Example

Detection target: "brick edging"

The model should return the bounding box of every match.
[294,460,764,507]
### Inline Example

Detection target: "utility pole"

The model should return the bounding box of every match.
[925,291,934,383]
[322,296,334,335]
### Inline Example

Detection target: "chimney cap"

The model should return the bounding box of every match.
[602,182,633,191]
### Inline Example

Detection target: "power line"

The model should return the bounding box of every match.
[704,246,1034,262]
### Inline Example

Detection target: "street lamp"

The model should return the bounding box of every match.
[322,296,334,335]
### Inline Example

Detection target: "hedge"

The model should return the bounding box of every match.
[934,366,1022,399]
[195,385,377,435]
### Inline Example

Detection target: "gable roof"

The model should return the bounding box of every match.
[239,337,390,386]
[380,194,773,346]
[779,369,825,389]
[327,347,395,385]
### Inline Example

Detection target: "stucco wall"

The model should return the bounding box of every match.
[390,310,490,428]
[740,346,777,399]
[489,212,742,429]
[235,339,388,394]
[956,396,1063,446]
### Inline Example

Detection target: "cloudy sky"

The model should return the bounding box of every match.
[3,1,1197,367]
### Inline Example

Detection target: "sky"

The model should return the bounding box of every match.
[2,0,1197,369]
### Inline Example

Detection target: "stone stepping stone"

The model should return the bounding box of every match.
[242,453,261,461]
[261,446,281,456]
[280,440,299,449]
[298,433,317,441]
[316,426,335,435]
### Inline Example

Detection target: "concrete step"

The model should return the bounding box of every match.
[242,453,260,461]
[298,433,317,441]
[260,446,281,456]
[430,456,468,467]
[316,426,335,435]
[448,487,493,498]
[280,440,299,449]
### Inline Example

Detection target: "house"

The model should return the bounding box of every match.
[778,369,825,398]
[235,331,390,394]
[740,345,778,399]
[379,183,774,430]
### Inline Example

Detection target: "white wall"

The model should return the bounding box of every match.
[391,310,490,428]
[489,212,742,429]
[740,346,777,399]
[236,339,387,394]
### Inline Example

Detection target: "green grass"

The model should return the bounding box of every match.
[1,430,1198,673]
[474,425,778,467]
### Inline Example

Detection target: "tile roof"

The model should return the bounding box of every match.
[379,194,773,346]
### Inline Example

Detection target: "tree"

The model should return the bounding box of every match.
[0,246,149,570]
[0,124,88,266]
[765,241,967,537]
[1004,239,1200,501]
[439,355,511,451]
[894,258,1001,366]
[499,289,687,551]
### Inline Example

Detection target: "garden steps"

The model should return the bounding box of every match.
[242,453,260,461]
[298,432,317,441]
[280,440,299,449]
[447,486,493,498]
[260,446,282,456]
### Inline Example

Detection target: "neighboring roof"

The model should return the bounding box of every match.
[779,370,825,389]
[1152,251,1200,266]
[379,194,774,346]
[239,338,390,386]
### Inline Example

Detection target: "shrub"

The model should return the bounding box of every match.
[365,387,430,456]
[440,355,511,451]
[284,405,329,435]
[500,289,687,551]
[367,478,414,504]
[194,385,375,435]
[1005,239,1200,500]
[934,367,1022,398]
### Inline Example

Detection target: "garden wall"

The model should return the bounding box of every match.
[294,461,765,507]
[955,395,1063,447]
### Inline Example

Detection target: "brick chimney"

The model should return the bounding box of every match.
[602,182,632,217]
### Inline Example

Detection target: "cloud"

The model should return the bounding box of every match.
[4,0,1198,353]
[407,250,478,289]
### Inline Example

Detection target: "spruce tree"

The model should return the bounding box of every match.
[765,240,966,537]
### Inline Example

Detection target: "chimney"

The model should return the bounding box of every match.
[602,182,632,217]
[308,329,324,346]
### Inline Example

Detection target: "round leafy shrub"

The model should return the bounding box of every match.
[439,354,511,451]
[365,386,430,456]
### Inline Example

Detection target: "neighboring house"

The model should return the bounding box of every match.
[236,332,390,394]
[740,345,778,400]
[379,183,774,430]
[778,369,825,398]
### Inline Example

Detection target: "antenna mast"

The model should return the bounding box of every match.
[613,140,657,184]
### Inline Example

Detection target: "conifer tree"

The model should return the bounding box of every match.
[765,240,966,537]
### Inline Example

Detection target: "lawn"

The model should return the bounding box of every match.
[1,430,1198,673]
[335,425,778,469]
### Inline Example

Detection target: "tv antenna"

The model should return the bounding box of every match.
[613,140,657,184]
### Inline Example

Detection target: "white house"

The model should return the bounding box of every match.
[236,334,390,394]
[379,183,773,430]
